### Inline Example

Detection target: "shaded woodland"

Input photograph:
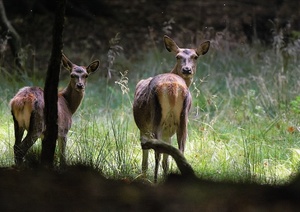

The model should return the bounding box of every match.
[1,1,300,211]
[1,0,300,73]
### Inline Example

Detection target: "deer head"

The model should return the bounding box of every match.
[164,35,210,87]
[61,54,100,92]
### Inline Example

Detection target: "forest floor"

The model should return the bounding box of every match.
[1,165,300,211]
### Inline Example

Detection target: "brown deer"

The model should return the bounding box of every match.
[10,54,100,166]
[133,35,210,182]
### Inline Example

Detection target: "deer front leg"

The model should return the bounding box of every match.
[58,136,67,167]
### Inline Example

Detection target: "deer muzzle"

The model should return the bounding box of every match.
[182,67,192,75]
[76,83,85,90]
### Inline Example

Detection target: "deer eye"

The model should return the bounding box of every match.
[176,55,182,60]
[70,74,77,78]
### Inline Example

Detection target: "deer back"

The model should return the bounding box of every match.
[133,73,191,139]
[10,87,45,131]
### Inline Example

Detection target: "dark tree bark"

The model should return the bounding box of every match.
[0,0,23,71]
[41,0,66,167]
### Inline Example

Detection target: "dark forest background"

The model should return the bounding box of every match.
[1,0,300,74]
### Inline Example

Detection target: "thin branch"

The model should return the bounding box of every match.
[141,137,196,178]
[0,0,23,70]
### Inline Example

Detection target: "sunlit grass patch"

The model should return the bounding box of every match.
[1,40,300,184]
[67,105,141,179]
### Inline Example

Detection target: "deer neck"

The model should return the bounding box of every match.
[171,66,193,87]
[60,83,84,114]
[182,77,192,88]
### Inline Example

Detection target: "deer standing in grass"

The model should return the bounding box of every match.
[10,54,100,166]
[133,35,210,182]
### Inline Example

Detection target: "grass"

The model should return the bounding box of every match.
[1,37,300,184]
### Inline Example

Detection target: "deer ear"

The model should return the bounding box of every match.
[196,41,210,56]
[164,35,179,53]
[86,60,100,74]
[61,53,73,71]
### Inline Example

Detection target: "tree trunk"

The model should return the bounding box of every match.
[41,0,66,167]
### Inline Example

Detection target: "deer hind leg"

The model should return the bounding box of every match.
[154,151,161,183]
[162,153,169,179]
[58,136,67,167]
[14,112,41,165]
[141,131,151,176]
[177,100,189,153]
[176,119,187,153]
[154,130,168,183]
[162,137,171,178]
[162,153,169,177]
[142,149,149,175]
[12,114,25,165]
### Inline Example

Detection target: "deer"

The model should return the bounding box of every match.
[9,54,100,166]
[133,35,210,183]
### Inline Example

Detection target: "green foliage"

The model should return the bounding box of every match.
[1,32,300,184]
[290,96,300,114]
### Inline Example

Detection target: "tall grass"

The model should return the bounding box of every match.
[183,36,300,184]
[1,33,300,184]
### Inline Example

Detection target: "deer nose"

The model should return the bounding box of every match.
[182,67,192,75]
[77,83,84,89]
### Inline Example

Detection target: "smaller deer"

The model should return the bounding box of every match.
[133,35,210,182]
[10,54,100,166]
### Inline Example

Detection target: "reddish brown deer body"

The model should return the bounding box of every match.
[133,35,210,182]
[10,54,100,166]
